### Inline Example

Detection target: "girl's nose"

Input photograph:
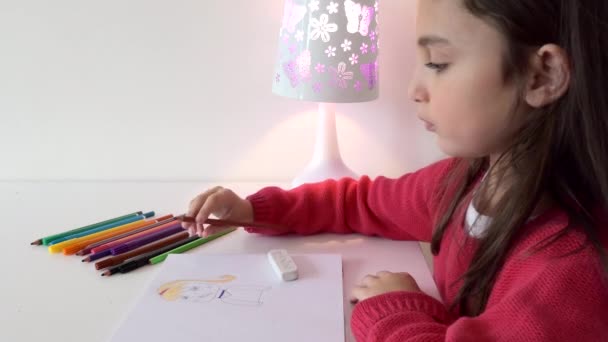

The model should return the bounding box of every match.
[408,72,428,103]
[408,81,428,103]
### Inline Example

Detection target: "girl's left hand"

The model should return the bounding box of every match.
[350,271,422,304]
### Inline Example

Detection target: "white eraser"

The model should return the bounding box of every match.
[267,249,298,281]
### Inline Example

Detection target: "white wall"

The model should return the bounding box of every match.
[0,0,443,182]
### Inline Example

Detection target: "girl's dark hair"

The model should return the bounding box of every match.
[430,1,608,316]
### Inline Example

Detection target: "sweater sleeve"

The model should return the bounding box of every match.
[350,247,608,342]
[244,158,457,241]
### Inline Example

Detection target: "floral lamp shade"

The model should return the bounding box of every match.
[272,0,379,103]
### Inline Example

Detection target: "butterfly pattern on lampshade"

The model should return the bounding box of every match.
[273,0,379,103]
[282,0,309,34]
[344,0,375,36]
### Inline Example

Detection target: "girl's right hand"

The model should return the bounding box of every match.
[183,186,254,237]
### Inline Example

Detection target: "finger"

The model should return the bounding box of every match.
[196,222,205,237]
[397,272,414,280]
[196,189,231,225]
[185,186,223,229]
[184,187,221,230]
[361,274,379,286]
[195,188,223,236]
[376,270,393,277]
[187,186,223,217]
[350,286,366,304]
[399,273,421,291]
[201,225,234,238]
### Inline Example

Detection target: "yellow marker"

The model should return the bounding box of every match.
[47,219,154,254]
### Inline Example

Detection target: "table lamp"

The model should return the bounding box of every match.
[272,0,379,187]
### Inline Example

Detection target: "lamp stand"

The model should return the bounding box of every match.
[291,103,358,188]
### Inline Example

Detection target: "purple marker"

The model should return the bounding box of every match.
[83,249,112,262]
[110,224,184,255]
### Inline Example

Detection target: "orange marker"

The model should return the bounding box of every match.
[57,215,173,255]
[89,219,185,255]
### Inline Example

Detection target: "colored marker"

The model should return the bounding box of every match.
[89,220,183,254]
[101,236,199,276]
[110,224,184,255]
[77,217,178,256]
[63,215,174,255]
[47,212,155,246]
[83,249,113,262]
[48,219,151,254]
[31,211,143,246]
[83,219,180,261]
[95,231,189,270]
[149,228,236,265]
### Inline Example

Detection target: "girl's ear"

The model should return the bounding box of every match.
[524,44,571,108]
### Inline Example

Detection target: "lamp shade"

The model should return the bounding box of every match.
[273,0,379,103]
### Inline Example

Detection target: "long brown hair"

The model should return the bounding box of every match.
[430,0,608,316]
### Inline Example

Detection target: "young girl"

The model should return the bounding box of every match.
[183,0,608,340]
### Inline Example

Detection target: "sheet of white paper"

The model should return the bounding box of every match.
[110,253,344,342]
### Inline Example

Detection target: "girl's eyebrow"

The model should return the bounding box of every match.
[418,35,451,47]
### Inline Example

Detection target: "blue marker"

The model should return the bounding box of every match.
[47,211,155,245]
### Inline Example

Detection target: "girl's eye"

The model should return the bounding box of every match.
[425,62,449,72]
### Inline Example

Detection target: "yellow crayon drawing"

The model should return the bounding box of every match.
[158,275,270,307]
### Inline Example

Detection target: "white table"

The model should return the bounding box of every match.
[0,181,438,342]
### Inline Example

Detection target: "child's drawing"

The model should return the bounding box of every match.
[158,275,270,307]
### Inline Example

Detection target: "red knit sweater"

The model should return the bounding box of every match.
[245,158,608,341]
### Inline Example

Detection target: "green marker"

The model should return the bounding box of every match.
[149,228,236,264]
[32,211,143,246]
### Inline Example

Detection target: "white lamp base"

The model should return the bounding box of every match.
[291,103,358,188]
